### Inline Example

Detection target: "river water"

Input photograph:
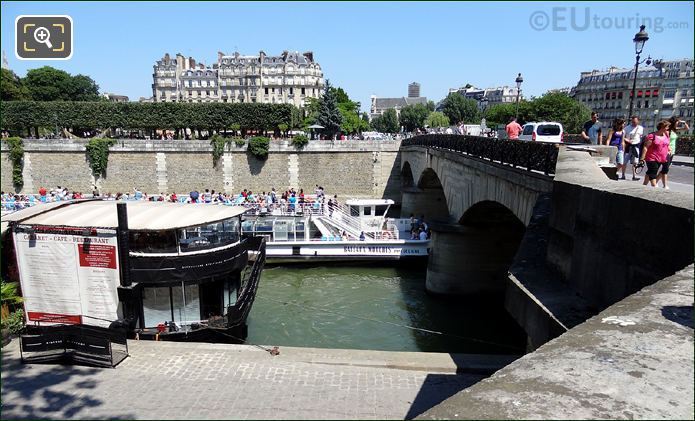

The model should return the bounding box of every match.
[246,265,527,354]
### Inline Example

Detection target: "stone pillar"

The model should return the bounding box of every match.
[222,152,233,194]
[156,152,168,193]
[21,152,35,193]
[400,187,448,220]
[426,222,519,295]
[288,154,299,187]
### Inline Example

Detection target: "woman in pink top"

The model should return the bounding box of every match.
[640,120,671,187]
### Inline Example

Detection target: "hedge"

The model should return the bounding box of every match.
[0,101,293,132]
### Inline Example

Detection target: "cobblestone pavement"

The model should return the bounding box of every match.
[1,340,490,419]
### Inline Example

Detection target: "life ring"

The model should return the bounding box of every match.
[382,230,393,240]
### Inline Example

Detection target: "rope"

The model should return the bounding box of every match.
[206,327,280,356]
[257,295,523,352]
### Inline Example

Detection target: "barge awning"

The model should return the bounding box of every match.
[6,200,247,230]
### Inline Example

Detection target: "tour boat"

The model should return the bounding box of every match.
[1,199,266,353]
[240,199,430,263]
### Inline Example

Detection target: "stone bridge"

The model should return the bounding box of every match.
[400,135,694,349]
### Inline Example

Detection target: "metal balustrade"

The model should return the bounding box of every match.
[401,134,560,176]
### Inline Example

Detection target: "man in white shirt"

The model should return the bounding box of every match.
[623,115,644,180]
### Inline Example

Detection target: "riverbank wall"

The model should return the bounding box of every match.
[0,139,402,201]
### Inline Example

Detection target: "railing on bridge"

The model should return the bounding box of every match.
[401,135,560,175]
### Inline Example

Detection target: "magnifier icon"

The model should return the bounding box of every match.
[33,27,53,49]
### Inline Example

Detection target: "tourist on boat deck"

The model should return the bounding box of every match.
[359,231,366,241]
[418,228,428,241]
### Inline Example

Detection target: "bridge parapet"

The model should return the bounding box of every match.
[402,134,559,175]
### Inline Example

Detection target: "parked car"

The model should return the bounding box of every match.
[518,122,564,143]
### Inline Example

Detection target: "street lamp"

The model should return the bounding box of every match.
[653,109,660,132]
[628,25,652,119]
[480,97,489,135]
[515,73,523,120]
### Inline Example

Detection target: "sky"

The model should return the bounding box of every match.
[1,1,693,111]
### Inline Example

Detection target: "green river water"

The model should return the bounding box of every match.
[246,265,527,354]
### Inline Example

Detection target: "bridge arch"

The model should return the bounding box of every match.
[400,165,449,222]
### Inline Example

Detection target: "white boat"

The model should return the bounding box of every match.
[240,199,430,263]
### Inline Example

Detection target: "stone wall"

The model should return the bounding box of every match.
[0,139,402,201]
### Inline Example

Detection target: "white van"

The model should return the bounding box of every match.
[518,122,564,143]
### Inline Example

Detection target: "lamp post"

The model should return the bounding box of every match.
[653,109,660,132]
[628,25,651,119]
[515,73,523,120]
[480,97,489,135]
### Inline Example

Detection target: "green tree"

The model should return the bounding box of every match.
[374,108,399,134]
[526,92,591,133]
[399,103,430,132]
[425,111,450,128]
[317,80,343,139]
[65,74,100,101]
[441,93,480,124]
[426,100,435,112]
[1,69,29,101]
[485,103,518,128]
[24,66,72,101]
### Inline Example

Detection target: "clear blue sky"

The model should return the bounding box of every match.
[2,1,693,111]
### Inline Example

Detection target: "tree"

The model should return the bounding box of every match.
[373,108,399,133]
[441,93,480,124]
[1,69,29,101]
[316,80,343,139]
[426,100,435,112]
[65,74,100,101]
[485,93,590,133]
[399,103,430,132]
[24,66,72,101]
[425,111,450,128]
[485,103,518,128]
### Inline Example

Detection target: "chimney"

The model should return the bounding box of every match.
[164,53,170,64]
[303,51,314,62]
[218,51,224,62]
[189,57,196,68]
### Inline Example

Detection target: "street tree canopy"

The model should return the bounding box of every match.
[1,69,29,101]
[399,103,430,131]
[424,111,450,128]
[440,93,480,125]
[485,92,590,133]
[372,108,399,134]
[21,66,100,102]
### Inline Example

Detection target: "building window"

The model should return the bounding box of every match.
[301,88,305,95]
[265,88,269,95]
[289,87,293,95]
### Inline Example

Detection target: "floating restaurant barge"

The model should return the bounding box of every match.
[1,200,265,365]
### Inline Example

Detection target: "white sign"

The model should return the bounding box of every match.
[13,232,122,328]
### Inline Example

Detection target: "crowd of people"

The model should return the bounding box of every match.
[582,112,690,189]
[1,184,343,217]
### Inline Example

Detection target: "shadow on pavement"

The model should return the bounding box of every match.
[0,343,135,419]
[661,305,694,329]
[405,373,481,420]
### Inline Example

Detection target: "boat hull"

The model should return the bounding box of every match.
[263,239,430,264]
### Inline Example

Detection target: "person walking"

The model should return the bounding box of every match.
[605,118,626,179]
[640,120,672,188]
[622,115,644,180]
[656,116,690,189]
[505,117,522,140]
[581,112,603,145]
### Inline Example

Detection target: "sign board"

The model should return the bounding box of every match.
[13,231,122,328]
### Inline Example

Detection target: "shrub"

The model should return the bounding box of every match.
[210,134,230,167]
[1,309,25,335]
[291,134,309,149]
[248,136,270,160]
[234,138,246,147]
[85,138,115,178]
[3,137,24,188]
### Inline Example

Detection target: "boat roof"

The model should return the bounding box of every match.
[344,199,394,206]
[2,200,247,231]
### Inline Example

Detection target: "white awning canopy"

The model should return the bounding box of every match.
[5,200,247,231]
